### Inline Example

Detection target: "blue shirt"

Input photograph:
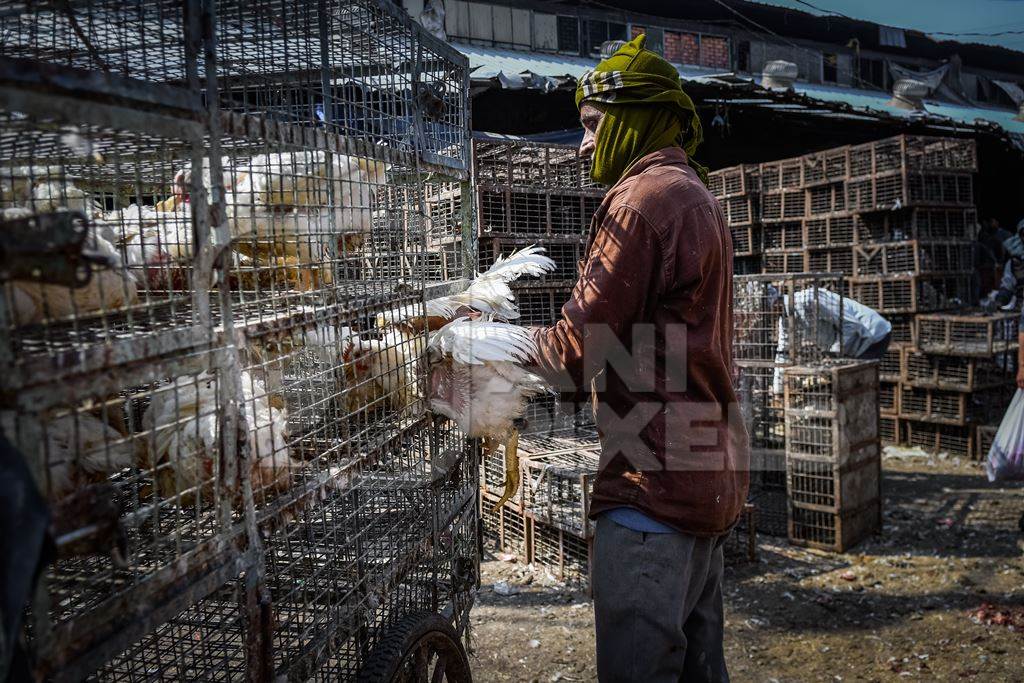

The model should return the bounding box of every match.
[603,507,679,533]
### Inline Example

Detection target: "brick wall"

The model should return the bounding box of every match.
[701,35,730,69]
[664,30,699,64]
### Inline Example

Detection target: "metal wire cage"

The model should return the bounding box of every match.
[1,0,476,679]
[732,273,847,365]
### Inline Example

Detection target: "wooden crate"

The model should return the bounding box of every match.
[902,350,1014,392]
[519,433,600,539]
[852,240,973,276]
[898,384,1010,426]
[760,157,803,192]
[731,224,761,256]
[801,146,850,186]
[762,249,807,274]
[847,135,977,179]
[709,164,760,199]
[846,171,972,212]
[783,361,880,465]
[806,246,854,274]
[976,424,998,462]
[761,189,806,222]
[849,274,972,314]
[763,221,804,250]
[804,214,856,248]
[805,182,848,217]
[906,420,975,459]
[722,194,758,226]
[531,519,591,588]
[481,492,532,558]
[915,312,1020,357]
[513,284,572,326]
[478,235,583,286]
[855,207,977,244]
[879,414,904,445]
[879,380,899,415]
[879,343,905,381]
[788,498,881,553]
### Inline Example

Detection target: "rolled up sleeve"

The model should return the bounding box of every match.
[530,205,662,404]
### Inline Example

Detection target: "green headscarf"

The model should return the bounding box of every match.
[576,34,708,186]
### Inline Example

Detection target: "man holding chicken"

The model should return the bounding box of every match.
[529,35,748,682]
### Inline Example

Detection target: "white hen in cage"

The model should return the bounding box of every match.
[141,369,302,504]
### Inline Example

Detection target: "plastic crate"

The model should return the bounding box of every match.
[915,312,1020,357]
[902,350,1014,392]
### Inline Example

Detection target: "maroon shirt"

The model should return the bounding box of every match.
[530,147,749,536]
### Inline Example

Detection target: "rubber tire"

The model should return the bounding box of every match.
[358,611,472,683]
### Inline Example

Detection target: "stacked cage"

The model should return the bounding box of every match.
[893,312,1018,458]
[708,163,762,275]
[1,1,478,680]
[733,273,846,538]
[783,361,882,551]
[473,138,602,437]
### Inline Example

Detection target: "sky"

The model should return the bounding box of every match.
[750,0,1024,52]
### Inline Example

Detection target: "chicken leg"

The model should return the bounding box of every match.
[491,430,520,512]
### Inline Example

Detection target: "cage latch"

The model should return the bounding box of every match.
[0,210,117,288]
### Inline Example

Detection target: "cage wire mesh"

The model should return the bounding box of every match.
[1,0,475,679]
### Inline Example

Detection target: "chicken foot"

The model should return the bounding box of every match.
[490,429,520,512]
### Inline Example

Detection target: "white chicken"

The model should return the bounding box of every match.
[104,203,193,289]
[0,410,135,501]
[427,317,549,509]
[140,369,303,504]
[0,165,65,207]
[2,206,139,326]
[374,245,557,508]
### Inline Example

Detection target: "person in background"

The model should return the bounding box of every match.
[976,218,1013,296]
[982,218,1024,313]
[770,286,892,394]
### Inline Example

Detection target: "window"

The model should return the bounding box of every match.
[738,41,751,72]
[663,31,698,64]
[823,52,838,83]
[859,57,886,89]
[557,15,579,54]
[582,19,626,56]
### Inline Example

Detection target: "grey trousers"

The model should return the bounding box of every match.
[592,517,729,682]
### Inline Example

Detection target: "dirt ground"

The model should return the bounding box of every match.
[468,454,1024,682]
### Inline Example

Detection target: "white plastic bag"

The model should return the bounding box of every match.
[985,388,1024,482]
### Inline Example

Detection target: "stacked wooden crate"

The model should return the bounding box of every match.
[709,163,762,274]
[474,138,603,434]
[783,361,882,551]
[892,312,1019,458]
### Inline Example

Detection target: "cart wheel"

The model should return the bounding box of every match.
[358,611,472,683]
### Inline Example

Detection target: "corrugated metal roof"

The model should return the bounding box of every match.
[455,43,1024,137]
